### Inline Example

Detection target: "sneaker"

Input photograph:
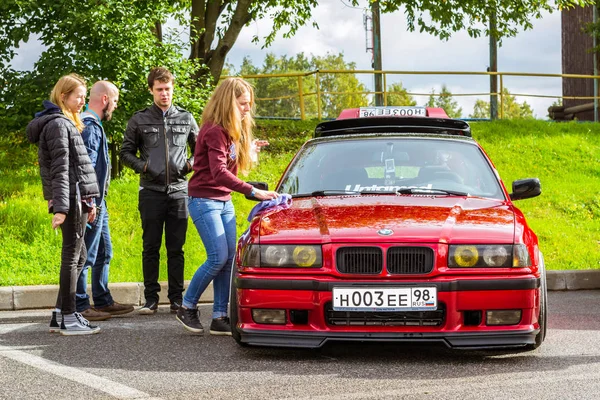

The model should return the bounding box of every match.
[80,307,112,321]
[49,311,61,333]
[60,312,101,336]
[170,301,181,314]
[176,307,204,334]
[95,302,134,316]
[138,300,158,315]
[210,317,232,336]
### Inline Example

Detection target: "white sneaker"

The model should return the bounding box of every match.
[60,312,101,336]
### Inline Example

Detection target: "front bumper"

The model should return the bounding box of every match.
[239,328,539,349]
[234,276,541,349]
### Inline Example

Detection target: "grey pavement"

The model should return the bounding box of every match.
[0,291,599,399]
[1,270,600,311]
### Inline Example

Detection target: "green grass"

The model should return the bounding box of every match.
[472,120,600,270]
[0,125,302,286]
[1,119,599,286]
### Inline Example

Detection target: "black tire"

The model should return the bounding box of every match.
[229,266,247,346]
[528,255,547,350]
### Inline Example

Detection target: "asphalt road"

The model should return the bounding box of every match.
[0,290,599,400]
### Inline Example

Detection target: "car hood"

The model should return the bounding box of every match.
[254,195,515,244]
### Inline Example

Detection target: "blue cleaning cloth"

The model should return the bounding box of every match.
[247,194,293,221]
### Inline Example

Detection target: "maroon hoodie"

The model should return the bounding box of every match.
[188,122,254,201]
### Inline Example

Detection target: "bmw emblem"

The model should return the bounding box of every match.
[377,228,393,236]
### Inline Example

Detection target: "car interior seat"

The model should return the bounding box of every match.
[417,165,464,184]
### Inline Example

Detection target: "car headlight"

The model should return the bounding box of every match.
[512,244,532,267]
[242,244,322,268]
[449,245,515,268]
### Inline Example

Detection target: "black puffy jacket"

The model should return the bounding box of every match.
[120,103,198,193]
[27,101,99,215]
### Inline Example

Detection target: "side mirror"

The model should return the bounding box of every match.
[245,181,269,201]
[509,178,541,201]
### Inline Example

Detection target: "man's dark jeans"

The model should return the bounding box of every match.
[76,199,114,311]
[138,188,188,305]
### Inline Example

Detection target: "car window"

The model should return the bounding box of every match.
[278,138,505,199]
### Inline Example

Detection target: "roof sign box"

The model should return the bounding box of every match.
[314,107,470,138]
[338,107,450,120]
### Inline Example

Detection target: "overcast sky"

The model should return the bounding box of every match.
[224,0,567,118]
[10,0,569,118]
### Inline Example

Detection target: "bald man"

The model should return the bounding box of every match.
[75,81,134,320]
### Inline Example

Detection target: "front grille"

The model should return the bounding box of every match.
[325,302,446,327]
[387,247,434,275]
[336,247,383,275]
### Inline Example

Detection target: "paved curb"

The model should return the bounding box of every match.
[0,281,213,311]
[1,270,599,311]
[546,270,600,291]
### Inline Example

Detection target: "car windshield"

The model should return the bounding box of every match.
[278,137,505,200]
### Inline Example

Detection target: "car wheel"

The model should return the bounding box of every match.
[229,266,247,346]
[528,255,547,350]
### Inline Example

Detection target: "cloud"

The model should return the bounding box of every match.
[10,36,43,71]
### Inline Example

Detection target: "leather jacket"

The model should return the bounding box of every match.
[120,104,198,193]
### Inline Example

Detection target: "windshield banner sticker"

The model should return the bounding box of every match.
[344,184,433,192]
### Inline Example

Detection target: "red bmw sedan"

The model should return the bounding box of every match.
[231,106,546,350]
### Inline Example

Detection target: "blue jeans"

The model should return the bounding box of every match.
[76,200,114,311]
[183,197,236,318]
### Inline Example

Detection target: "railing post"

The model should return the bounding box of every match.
[594,4,598,122]
[316,71,322,120]
[499,74,504,119]
[297,75,305,120]
[489,11,498,120]
[383,73,387,106]
[372,1,383,106]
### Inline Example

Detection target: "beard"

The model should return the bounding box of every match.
[102,103,112,121]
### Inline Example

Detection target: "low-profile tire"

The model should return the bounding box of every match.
[528,254,547,350]
[229,267,247,346]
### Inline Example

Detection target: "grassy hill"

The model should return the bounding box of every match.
[0,119,598,286]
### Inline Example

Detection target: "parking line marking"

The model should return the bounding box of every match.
[0,344,161,399]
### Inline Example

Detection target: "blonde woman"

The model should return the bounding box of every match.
[177,77,278,335]
[27,73,100,335]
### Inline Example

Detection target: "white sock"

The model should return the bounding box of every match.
[63,313,77,324]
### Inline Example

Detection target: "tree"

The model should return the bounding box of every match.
[0,0,209,135]
[385,82,416,106]
[189,0,595,83]
[0,0,213,178]
[4,1,593,87]
[189,0,319,83]
[427,85,463,118]
[1,0,595,130]
[470,88,534,119]
[239,53,312,118]
[237,52,368,119]
[376,0,594,41]
[313,53,370,118]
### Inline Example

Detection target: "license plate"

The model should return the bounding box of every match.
[332,287,437,311]
[359,106,427,118]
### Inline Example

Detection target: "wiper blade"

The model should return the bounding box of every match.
[397,188,469,196]
[358,190,395,195]
[292,190,360,198]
